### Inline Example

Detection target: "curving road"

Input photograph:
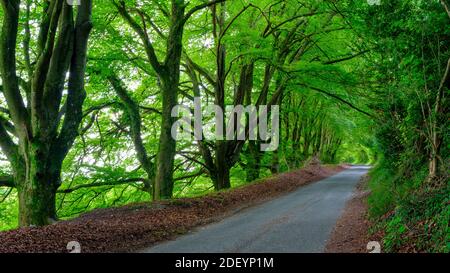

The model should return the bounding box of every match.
[141,166,370,253]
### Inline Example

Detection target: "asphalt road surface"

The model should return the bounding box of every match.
[142,166,370,253]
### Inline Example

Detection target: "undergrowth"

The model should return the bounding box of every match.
[368,161,449,253]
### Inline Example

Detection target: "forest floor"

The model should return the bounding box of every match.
[0,163,346,253]
[325,174,382,253]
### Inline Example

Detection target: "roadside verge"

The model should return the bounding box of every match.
[325,174,381,253]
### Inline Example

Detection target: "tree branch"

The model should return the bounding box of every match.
[438,58,450,94]
[54,0,93,167]
[32,0,65,126]
[183,53,216,86]
[0,175,15,188]
[0,115,17,137]
[299,84,375,118]
[83,102,117,118]
[57,178,146,194]
[184,0,228,23]
[435,57,450,115]
[323,50,370,65]
[150,0,170,18]
[108,73,155,184]
[263,11,322,38]
[0,0,30,137]
[114,0,163,72]
[174,170,206,182]
[219,4,253,41]
[43,2,75,131]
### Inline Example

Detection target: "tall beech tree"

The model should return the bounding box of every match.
[182,2,260,190]
[0,0,93,226]
[113,0,225,199]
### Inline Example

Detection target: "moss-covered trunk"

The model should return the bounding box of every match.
[108,74,155,193]
[154,75,178,199]
[17,142,61,226]
[18,177,57,227]
[0,1,92,227]
[153,0,185,200]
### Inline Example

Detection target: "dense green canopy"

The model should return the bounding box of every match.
[0,0,448,252]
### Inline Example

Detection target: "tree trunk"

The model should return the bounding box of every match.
[270,150,280,174]
[213,163,231,190]
[153,1,186,200]
[17,143,61,226]
[428,152,439,180]
[18,178,57,227]
[246,140,261,182]
[154,76,178,199]
[246,159,260,182]
[427,54,449,180]
[115,0,187,200]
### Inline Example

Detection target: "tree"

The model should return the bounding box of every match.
[113,0,226,199]
[0,0,93,226]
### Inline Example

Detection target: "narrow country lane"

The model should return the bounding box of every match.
[142,166,370,253]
